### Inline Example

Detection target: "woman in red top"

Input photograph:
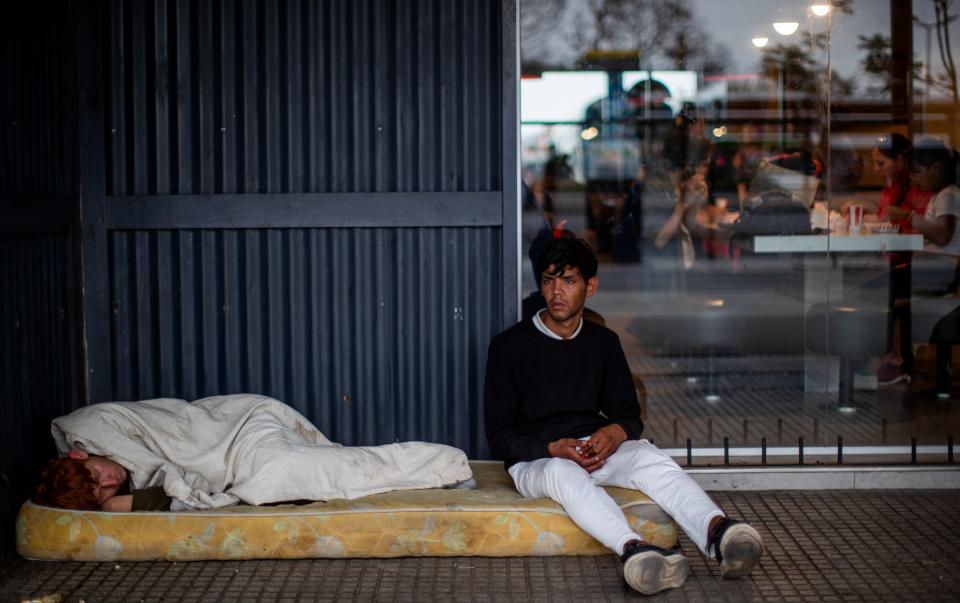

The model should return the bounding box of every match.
[871,134,931,226]
[870,134,931,384]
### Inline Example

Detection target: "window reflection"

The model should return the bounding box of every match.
[520,0,960,463]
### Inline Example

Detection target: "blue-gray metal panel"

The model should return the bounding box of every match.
[108,227,501,457]
[0,235,83,556]
[106,192,502,229]
[105,0,500,196]
[79,0,114,403]
[0,2,74,201]
[1,1,83,557]
[500,0,519,326]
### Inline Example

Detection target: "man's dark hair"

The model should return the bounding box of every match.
[528,228,576,283]
[535,237,598,283]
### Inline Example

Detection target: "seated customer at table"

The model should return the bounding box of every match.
[887,140,960,288]
[864,134,930,384]
[866,134,931,227]
[883,140,960,383]
[655,160,736,267]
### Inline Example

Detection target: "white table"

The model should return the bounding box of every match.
[753,233,923,254]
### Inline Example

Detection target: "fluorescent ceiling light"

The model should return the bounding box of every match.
[773,21,799,35]
[810,4,831,17]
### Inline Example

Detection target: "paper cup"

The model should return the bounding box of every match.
[849,205,863,235]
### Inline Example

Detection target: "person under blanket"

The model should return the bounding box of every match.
[483,237,763,596]
[33,395,474,512]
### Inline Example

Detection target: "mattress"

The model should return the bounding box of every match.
[17,462,678,561]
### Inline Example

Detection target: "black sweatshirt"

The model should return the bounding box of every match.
[483,318,644,467]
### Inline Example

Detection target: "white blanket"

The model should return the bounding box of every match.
[51,394,473,509]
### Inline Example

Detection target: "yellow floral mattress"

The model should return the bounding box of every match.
[17,462,677,561]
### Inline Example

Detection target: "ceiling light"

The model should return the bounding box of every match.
[580,127,599,141]
[810,4,831,17]
[752,37,769,48]
[773,21,799,35]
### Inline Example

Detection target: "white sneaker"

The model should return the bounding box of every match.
[709,519,764,578]
[620,540,689,595]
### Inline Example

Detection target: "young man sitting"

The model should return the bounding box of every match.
[484,237,763,595]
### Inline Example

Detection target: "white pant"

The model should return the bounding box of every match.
[508,439,723,555]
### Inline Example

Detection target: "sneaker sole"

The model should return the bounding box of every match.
[623,550,688,595]
[878,374,911,386]
[720,524,764,578]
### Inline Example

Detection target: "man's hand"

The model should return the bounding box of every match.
[548,438,605,472]
[579,424,628,462]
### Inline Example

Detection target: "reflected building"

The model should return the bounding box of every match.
[520,0,960,464]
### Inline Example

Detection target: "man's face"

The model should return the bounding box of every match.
[540,265,597,323]
[83,456,128,504]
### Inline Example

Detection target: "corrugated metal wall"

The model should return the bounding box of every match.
[93,0,510,457]
[0,5,74,199]
[108,227,500,453]
[0,236,83,558]
[0,2,84,557]
[104,0,499,195]
[0,0,511,556]
[0,235,83,456]
[0,0,513,557]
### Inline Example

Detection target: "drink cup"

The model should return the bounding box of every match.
[849,205,863,235]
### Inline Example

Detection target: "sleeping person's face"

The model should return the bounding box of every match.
[83,456,128,504]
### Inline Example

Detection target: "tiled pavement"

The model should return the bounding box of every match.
[3,489,959,602]
[626,350,960,452]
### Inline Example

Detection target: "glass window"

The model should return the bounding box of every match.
[521,0,960,465]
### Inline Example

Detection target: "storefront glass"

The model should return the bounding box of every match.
[520,0,960,464]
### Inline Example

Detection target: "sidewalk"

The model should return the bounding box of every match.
[3,489,958,601]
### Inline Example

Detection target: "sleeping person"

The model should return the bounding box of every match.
[36,450,174,511]
[33,394,473,512]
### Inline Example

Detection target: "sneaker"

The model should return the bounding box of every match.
[619,540,689,595]
[878,362,911,386]
[708,518,763,578]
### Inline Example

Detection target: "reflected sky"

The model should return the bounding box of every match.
[526,1,958,90]
[691,0,886,75]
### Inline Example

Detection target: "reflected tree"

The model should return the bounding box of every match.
[760,33,854,106]
[520,0,730,75]
[932,0,959,102]
[857,33,924,97]
[857,33,894,96]
[758,1,856,101]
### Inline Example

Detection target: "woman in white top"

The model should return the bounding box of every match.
[882,140,960,385]
[888,139,960,290]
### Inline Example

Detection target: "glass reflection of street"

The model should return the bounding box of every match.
[520,0,960,462]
